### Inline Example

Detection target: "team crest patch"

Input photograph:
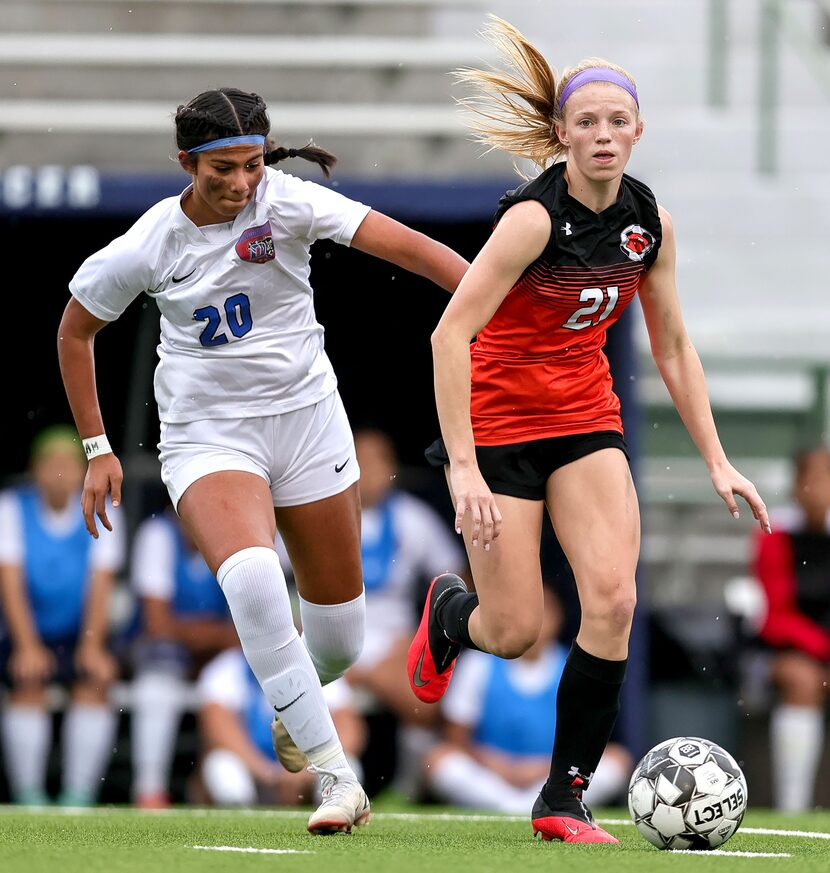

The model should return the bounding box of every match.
[236,221,275,264]
[619,224,655,262]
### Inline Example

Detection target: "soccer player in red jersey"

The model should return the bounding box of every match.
[407,17,771,844]
[753,445,830,811]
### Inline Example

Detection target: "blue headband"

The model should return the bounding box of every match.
[187,134,266,154]
[558,68,639,111]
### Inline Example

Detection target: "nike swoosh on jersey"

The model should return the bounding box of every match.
[413,645,429,687]
[171,268,197,284]
[334,457,350,473]
[274,690,307,713]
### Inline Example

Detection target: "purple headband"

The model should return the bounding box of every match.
[558,68,639,111]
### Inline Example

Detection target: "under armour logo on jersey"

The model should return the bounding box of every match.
[236,221,276,264]
[561,222,573,236]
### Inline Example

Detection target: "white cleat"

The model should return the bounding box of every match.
[307,768,371,835]
[270,715,309,773]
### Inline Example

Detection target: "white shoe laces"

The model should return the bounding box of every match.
[309,766,362,807]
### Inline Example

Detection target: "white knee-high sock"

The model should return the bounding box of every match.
[298,591,365,684]
[131,671,185,797]
[429,750,527,813]
[218,547,351,773]
[62,703,117,801]
[0,705,51,798]
[770,704,824,811]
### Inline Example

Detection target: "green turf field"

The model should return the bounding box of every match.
[0,803,828,873]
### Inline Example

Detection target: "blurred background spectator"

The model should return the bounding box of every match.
[753,445,830,812]
[423,586,631,812]
[194,647,364,807]
[0,425,124,805]
[128,506,238,808]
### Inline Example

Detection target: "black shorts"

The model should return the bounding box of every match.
[425,430,629,501]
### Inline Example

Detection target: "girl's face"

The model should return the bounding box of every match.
[33,447,85,510]
[179,144,266,225]
[355,432,397,508]
[555,83,643,184]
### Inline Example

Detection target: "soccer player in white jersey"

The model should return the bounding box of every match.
[57,87,468,833]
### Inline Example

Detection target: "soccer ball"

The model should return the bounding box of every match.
[627,736,747,850]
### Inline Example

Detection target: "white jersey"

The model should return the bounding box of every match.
[69,167,371,423]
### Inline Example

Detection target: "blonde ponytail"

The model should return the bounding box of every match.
[456,16,638,175]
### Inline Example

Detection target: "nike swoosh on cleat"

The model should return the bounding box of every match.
[565,824,579,836]
[274,690,307,713]
[413,645,429,687]
[171,268,197,283]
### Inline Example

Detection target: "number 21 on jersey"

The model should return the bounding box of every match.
[562,286,619,331]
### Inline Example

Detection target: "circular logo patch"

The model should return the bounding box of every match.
[619,224,655,261]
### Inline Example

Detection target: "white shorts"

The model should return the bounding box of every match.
[159,391,359,509]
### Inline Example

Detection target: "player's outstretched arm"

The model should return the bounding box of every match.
[57,297,123,538]
[639,206,770,532]
[433,200,550,547]
[351,209,469,293]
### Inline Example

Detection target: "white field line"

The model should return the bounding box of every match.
[742,827,830,841]
[604,818,830,842]
[670,850,792,858]
[3,805,830,842]
[192,846,312,855]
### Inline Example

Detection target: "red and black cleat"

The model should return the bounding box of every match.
[407,573,467,703]
[531,789,619,844]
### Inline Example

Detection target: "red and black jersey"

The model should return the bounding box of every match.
[470,161,662,445]
[754,529,830,663]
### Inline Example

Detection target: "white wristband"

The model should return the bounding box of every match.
[82,434,112,460]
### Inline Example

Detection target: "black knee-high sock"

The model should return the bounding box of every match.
[543,641,627,802]
[436,590,481,651]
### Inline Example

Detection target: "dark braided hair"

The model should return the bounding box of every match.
[175,88,337,177]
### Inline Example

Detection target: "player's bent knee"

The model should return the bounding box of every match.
[609,593,637,629]
[486,623,540,660]
[217,547,295,646]
[582,591,636,638]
